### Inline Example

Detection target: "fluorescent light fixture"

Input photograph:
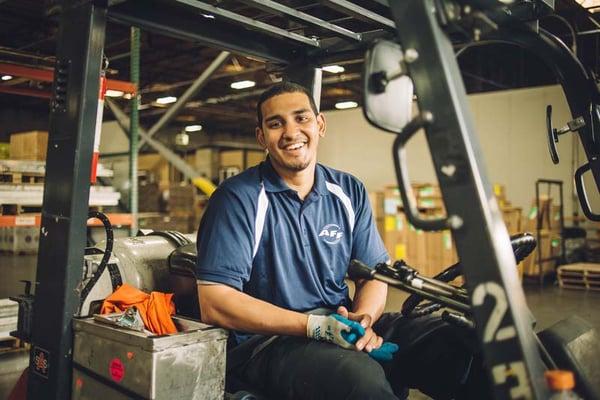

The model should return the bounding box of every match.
[322,65,345,74]
[1,75,13,81]
[156,96,177,104]
[230,80,256,90]
[201,13,215,19]
[185,124,203,132]
[105,89,124,98]
[123,93,133,100]
[335,101,358,110]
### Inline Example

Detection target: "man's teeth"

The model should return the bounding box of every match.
[286,143,305,150]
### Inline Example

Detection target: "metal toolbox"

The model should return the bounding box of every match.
[72,316,228,400]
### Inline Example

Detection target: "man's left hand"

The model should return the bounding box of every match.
[336,306,383,352]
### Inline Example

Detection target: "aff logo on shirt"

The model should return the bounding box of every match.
[318,223,344,245]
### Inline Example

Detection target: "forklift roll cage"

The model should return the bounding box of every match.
[27,0,600,399]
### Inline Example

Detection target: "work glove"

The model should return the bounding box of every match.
[307,313,364,349]
[307,313,399,361]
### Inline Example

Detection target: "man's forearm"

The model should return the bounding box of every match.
[198,283,308,336]
[351,279,388,326]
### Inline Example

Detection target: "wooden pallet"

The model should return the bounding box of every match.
[0,171,44,184]
[0,204,42,215]
[0,335,22,353]
[557,263,600,291]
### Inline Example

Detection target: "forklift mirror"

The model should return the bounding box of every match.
[362,40,414,134]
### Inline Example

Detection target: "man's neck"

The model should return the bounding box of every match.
[272,161,316,200]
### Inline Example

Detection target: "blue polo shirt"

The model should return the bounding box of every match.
[196,159,388,319]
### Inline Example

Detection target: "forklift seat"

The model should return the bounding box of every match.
[538,315,600,399]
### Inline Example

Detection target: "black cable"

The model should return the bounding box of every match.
[79,211,114,309]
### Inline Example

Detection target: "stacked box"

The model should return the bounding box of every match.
[371,187,408,262]
[0,226,39,254]
[169,184,196,214]
[406,225,427,272]
[501,207,522,235]
[138,154,171,190]
[138,182,162,212]
[413,183,444,211]
[138,213,194,234]
[9,131,48,161]
[494,183,507,207]
[523,230,560,276]
[0,143,9,160]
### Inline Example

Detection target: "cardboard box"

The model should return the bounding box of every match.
[138,182,162,212]
[523,230,558,276]
[246,150,266,168]
[406,225,427,272]
[413,183,441,198]
[0,143,9,160]
[417,197,444,210]
[169,184,196,213]
[219,150,244,169]
[139,153,171,189]
[9,131,48,161]
[379,214,408,261]
[502,207,522,235]
[369,192,385,220]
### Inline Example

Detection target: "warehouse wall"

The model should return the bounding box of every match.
[320,84,585,218]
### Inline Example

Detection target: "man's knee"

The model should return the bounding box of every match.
[331,351,398,400]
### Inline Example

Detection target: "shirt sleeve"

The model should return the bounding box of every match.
[195,186,255,290]
[351,182,389,268]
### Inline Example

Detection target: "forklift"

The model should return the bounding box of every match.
[8,0,600,398]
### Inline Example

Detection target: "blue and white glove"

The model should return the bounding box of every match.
[307,313,399,361]
[306,313,364,349]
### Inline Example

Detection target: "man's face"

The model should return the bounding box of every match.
[256,91,325,173]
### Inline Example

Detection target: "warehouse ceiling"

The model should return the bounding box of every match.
[1,0,600,145]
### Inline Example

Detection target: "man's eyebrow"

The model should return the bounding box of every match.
[264,108,311,123]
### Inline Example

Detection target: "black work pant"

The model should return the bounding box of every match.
[229,313,490,400]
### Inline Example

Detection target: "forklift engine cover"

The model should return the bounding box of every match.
[79,232,196,317]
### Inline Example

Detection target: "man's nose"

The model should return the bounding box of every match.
[282,119,301,136]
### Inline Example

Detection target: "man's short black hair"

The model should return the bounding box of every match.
[256,81,319,126]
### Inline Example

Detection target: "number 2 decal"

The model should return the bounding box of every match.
[472,282,516,343]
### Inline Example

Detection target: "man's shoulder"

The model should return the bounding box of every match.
[218,163,263,195]
[318,163,365,193]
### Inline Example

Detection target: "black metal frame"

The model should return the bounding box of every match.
[534,179,565,286]
[389,1,547,397]
[28,1,106,399]
[28,0,600,398]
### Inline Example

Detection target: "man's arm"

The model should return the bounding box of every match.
[352,278,388,324]
[198,283,308,336]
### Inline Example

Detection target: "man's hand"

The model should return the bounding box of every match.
[306,313,364,349]
[337,306,383,352]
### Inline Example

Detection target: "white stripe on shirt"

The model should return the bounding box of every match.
[253,185,269,258]
[325,181,355,234]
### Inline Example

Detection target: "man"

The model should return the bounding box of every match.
[196,82,487,399]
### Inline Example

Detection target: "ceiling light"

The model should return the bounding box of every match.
[156,96,177,104]
[322,65,345,74]
[123,93,133,100]
[231,80,256,90]
[1,75,13,81]
[185,124,203,132]
[335,101,358,110]
[105,89,124,98]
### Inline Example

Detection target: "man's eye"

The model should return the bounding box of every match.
[268,122,282,129]
[297,115,309,122]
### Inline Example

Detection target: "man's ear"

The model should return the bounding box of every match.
[317,113,326,138]
[256,126,267,149]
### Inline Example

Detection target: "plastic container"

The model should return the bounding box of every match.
[545,370,581,399]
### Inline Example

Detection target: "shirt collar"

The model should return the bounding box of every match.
[260,157,329,196]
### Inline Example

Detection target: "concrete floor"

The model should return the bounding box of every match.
[1,254,599,398]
